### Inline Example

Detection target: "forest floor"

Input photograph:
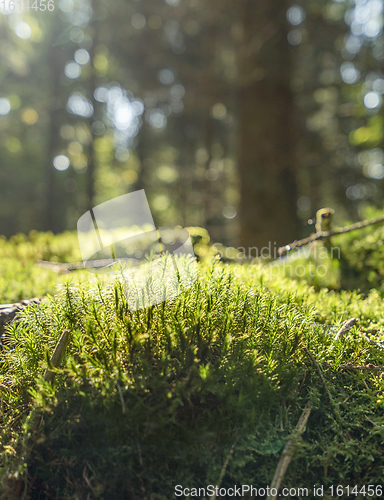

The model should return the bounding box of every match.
[1,227,384,499]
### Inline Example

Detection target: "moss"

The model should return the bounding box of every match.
[1,229,384,498]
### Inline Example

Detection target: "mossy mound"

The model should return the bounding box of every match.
[1,255,384,499]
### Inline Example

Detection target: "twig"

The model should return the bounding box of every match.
[267,403,311,500]
[83,465,96,494]
[137,440,143,466]
[304,347,344,424]
[334,318,358,341]
[36,258,138,273]
[365,415,381,427]
[36,260,85,272]
[43,330,71,384]
[359,331,384,350]
[304,348,333,403]
[339,363,384,371]
[210,441,236,500]
[0,299,41,310]
[116,380,126,414]
[278,213,384,256]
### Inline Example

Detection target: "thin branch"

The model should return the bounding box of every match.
[36,258,137,272]
[116,380,126,414]
[339,363,384,371]
[334,318,358,341]
[210,442,236,500]
[266,403,311,500]
[278,213,384,256]
[304,347,344,424]
[359,331,384,350]
[365,415,381,427]
[304,347,333,403]
[43,330,71,384]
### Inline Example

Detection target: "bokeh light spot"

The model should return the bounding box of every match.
[152,195,170,211]
[212,103,227,120]
[364,92,381,109]
[68,141,83,156]
[94,87,109,103]
[74,49,90,65]
[340,62,360,84]
[53,155,70,171]
[367,163,384,179]
[148,15,162,29]
[59,0,74,12]
[170,84,185,99]
[72,154,88,171]
[286,5,306,25]
[297,196,311,211]
[223,206,237,219]
[6,137,21,154]
[287,29,302,45]
[14,22,32,40]
[158,69,175,85]
[132,13,146,29]
[149,109,167,129]
[65,61,82,79]
[91,121,106,136]
[21,108,38,125]
[373,78,384,94]
[0,98,11,116]
[156,165,179,183]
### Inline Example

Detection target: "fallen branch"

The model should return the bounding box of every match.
[36,260,86,272]
[278,213,384,257]
[266,403,311,500]
[339,363,384,371]
[0,298,41,341]
[36,258,138,273]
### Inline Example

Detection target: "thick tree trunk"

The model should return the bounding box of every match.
[237,0,299,252]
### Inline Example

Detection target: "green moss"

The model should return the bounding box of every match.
[1,229,384,498]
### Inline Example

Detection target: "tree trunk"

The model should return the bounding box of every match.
[237,0,300,252]
[44,42,67,233]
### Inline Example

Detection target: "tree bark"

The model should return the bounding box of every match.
[237,0,300,251]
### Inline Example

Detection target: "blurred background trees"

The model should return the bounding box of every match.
[1,0,384,248]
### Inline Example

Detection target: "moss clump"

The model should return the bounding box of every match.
[1,256,384,499]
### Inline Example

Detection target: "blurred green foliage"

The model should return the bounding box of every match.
[2,0,384,245]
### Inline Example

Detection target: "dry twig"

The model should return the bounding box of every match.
[210,442,236,500]
[339,363,384,371]
[304,347,333,403]
[43,330,71,384]
[266,403,311,500]
[278,212,384,257]
[334,318,358,341]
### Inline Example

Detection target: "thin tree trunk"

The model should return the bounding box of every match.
[45,37,65,232]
